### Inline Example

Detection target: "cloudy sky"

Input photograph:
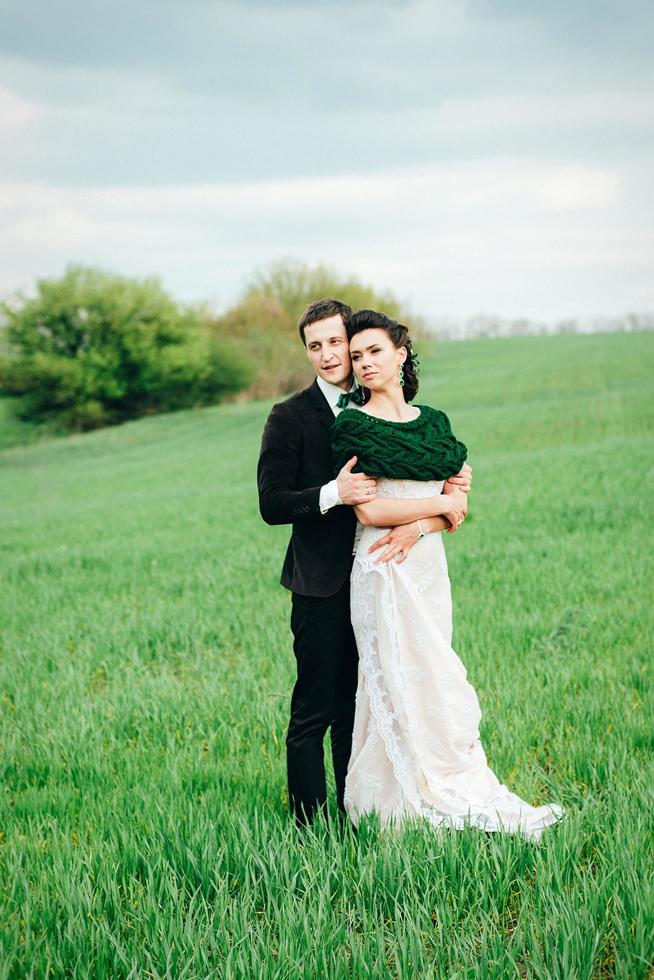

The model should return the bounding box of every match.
[1,0,653,320]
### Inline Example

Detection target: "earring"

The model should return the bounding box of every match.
[399,365,405,387]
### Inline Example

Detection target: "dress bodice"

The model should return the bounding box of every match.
[353,477,445,553]
[375,477,445,499]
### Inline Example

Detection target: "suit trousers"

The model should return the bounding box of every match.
[287,574,359,825]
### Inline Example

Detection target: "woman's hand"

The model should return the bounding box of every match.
[368,522,420,564]
[442,488,468,533]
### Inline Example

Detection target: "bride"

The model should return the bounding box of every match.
[331,309,564,842]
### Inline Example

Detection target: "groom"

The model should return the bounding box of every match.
[257,299,471,826]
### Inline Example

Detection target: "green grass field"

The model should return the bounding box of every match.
[1,331,653,978]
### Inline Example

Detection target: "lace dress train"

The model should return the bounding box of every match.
[345,478,563,842]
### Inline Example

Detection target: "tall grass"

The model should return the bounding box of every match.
[1,332,652,977]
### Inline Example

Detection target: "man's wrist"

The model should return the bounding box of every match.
[319,479,343,514]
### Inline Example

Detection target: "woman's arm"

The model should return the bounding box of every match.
[418,515,451,534]
[354,490,466,528]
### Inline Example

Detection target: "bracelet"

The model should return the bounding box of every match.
[416,520,426,539]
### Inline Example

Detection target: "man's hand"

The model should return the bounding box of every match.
[444,462,472,494]
[442,487,468,533]
[336,456,377,506]
[368,522,420,564]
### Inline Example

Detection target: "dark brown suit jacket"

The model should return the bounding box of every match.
[257,380,356,597]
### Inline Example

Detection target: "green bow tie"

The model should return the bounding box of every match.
[336,387,366,409]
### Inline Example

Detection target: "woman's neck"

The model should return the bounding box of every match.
[365,385,416,421]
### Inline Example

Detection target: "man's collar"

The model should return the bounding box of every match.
[316,374,356,409]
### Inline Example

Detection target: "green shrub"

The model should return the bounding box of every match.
[209,259,422,399]
[244,258,406,327]
[0,266,252,431]
[206,293,312,399]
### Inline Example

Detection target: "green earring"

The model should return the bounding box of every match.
[399,365,405,387]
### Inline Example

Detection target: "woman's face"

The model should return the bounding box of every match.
[349,328,406,392]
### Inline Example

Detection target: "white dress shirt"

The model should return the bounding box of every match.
[316,375,357,514]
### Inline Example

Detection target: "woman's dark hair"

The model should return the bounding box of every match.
[347,309,419,402]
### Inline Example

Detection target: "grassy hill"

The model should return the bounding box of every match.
[1,331,653,977]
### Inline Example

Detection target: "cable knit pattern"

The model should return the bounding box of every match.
[331,405,468,481]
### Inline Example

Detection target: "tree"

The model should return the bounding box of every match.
[0,266,251,431]
[205,293,311,399]
[244,259,406,329]
[209,259,420,398]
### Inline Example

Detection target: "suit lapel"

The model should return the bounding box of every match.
[307,379,335,435]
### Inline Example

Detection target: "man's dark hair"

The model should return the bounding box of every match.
[297,299,353,346]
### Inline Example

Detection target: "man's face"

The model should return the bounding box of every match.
[304,314,352,391]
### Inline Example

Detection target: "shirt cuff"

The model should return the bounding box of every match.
[319,479,342,514]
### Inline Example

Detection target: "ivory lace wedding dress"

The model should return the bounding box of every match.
[345,476,564,842]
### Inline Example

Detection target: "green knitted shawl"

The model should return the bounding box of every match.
[331,405,467,481]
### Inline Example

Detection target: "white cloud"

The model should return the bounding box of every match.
[437,92,654,132]
[0,158,650,319]
[0,84,42,128]
[0,82,44,163]
[0,1,650,323]
[0,158,621,219]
